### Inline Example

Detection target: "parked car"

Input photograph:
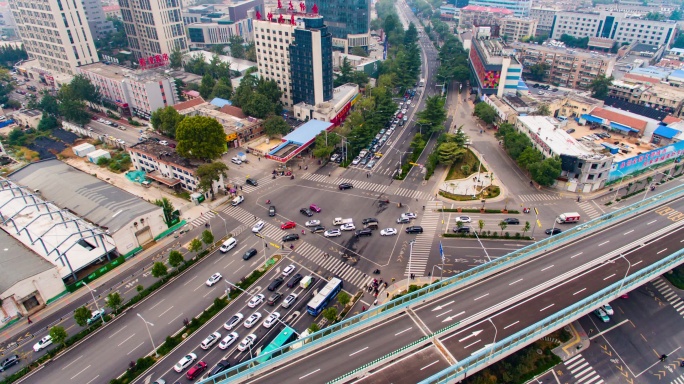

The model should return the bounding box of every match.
[602,304,614,315]
[305,219,321,227]
[355,228,373,237]
[281,221,297,230]
[282,233,299,242]
[309,204,321,213]
[324,229,342,237]
[300,208,314,217]
[0,355,19,372]
[231,157,242,164]
[502,218,520,225]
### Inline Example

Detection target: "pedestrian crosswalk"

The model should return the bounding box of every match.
[670,373,684,384]
[563,354,603,384]
[289,242,373,290]
[189,211,216,227]
[394,187,430,200]
[518,193,563,202]
[301,173,390,194]
[225,175,274,194]
[221,206,287,241]
[403,200,442,277]
[302,173,335,183]
[577,201,601,220]
[653,277,684,319]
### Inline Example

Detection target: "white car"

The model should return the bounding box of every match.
[262,312,280,329]
[454,216,471,223]
[402,212,417,220]
[252,220,265,233]
[104,120,112,125]
[33,336,52,352]
[218,332,239,349]
[237,334,257,352]
[231,195,244,206]
[305,219,321,227]
[97,118,106,123]
[206,273,222,286]
[401,108,408,114]
[223,313,243,330]
[173,353,197,372]
[281,293,298,309]
[248,293,265,308]
[243,312,262,328]
[324,229,342,237]
[380,228,398,236]
[282,264,296,276]
[200,332,221,350]
[159,140,168,146]
[406,100,412,106]
[231,157,242,165]
[340,223,356,231]
[352,157,361,165]
[602,304,614,316]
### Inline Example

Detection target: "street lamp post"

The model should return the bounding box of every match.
[550,215,559,236]
[82,282,105,324]
[616,254,632,295]
[530,207,538,239]
[431,265,443,284]
[407,240,415,293]
[136,313,158,357]
[612,169,626,201]
[399,150,413,170]
[254,233,269,267]
[213,211,228,237]
[486,317,498,362]
[472,231,492,262]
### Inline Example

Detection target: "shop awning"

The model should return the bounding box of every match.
[581,114,604,124]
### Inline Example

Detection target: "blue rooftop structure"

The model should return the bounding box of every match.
[654,126,680,139]
[630,66,672,80]
[210,98,232,108]
[267,119,334,162]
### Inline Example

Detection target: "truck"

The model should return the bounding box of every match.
[556,212,580,224]
[300,276,314,289]
[333,217,353,225]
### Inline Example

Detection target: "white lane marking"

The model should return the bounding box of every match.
[420,361,440,370]
[61,355,83,370]
[647,220,657,225]
[395,327,413,336]
[183,275,198,286]
[149,299,165,310]
[70,365,91,380]
[127,342,144,355]
[657,248,668,255]
[541,265,554,272]
[168,313,184,325]
[509,279,523,285]
[633,260,642,266]
[299,369,320,379]
[504,321,519,329]
[84,375,100,384]
[598,241,609,246]
[603,274,616,280]
[540,304,554,311]
[463,339,481,349]
[474,293,489,301]
[349,347,368,357]
[435,310,452,318]
[158,306,174,318]
[573,288,587,296]
[108,326,127,339]
[571,252,583,259]
[117,334,135,347]
[623,230,634,236]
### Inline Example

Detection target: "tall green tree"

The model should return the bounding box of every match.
[169,48,184,69]
[210,78,233,100]
[39,94,59,116]
[416,95,447,134]
[528,63,550,82]
[262,115,290,138]
[49,326,68,347]
[189,238,203,254]
[196,161,229,193]
[74,306,92,327]
[151,261,168,279]
[169,250,185,268]
[150,106,185,138]
[229,36,246,58]
[106,292,123,314]
[199,73,216,99]
[528,157,562,186]
[474,102,498,125]
[589,75,614,100]
[201,229,214,246]
[175,116,227,160]
[437,142,466,165]
[243,93,274,118]
[154,197,175,224]
[37,113,59,131]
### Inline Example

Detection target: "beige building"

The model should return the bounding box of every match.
[9,0,99,75]
[529,6,559,36]
[609,77,684,117]
[514,42,616,89]
[547,93,604,118]
[458,5,513,29]
[12,109,42,128]
[499,17,537,42]
[119,0,188,59]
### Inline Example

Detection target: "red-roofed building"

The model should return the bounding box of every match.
[589,107,648,135]
[459,5,513,29]
[219,105,247,119]
[102,5,121,20]
[663,116,682,124]
[172,97,207,114]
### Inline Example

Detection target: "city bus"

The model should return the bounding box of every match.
[306,277,343,316]
[256,326,297,364]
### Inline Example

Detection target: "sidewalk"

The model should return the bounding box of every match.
[552,321,590,361]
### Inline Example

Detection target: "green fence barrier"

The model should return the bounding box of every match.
[155,220,187,241]
[65,255,127,292]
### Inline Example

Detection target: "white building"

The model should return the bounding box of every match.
[466,0,531,17]
[186,19,254,49]
[0,1,18,37]
[82,0,114,38]
[293,83,359,123]
[9,0,99,75]
[529,6,560,36]
[550,11,677,47]
[77,62,179,119]
[183,50,256,75]
[118,0,188,59]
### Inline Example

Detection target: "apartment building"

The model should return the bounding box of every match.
[187,19,254,48]
[0,2,18,37]
[550,11,677,47]
[529,6,560,37]
[466,0,531,17]
[9,0,99,75]
[77,62,179,119]
[458,5,512,29]
[609,77,684,117]
[514,42,616,89]
[118,0,188,59]
[499,17,537,41]
[82,0,113,38]
[469,37,522,97]
[254,14,333,108]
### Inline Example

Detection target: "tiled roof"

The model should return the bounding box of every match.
[172,97,206,111]
[623,73,660,84]
[590,107,648,131]
[219,105,247,119]
[663,115,682,124]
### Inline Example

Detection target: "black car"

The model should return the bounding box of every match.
[362,217,379,225]
[300,208,314,217]
[532,83,539,88]
[0,355,19,372]
[268,277,284,291]
[311,225,326,233]
[282,233,300,242]
[267,292,282,305]
[545,228,562,235]
[269,205,276,217]
[208,359,230,377]
[406,226,424,234]
[246,178,258,186]
[339,183,353,190]
[287,273,303,288]
[453,226,471,233]
[355,228,373,237]
[502,218,520,225]
[243,248,257,260]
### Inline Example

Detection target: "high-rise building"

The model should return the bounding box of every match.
[9,0,99,75]
[254,13,333,108]
[81,0,114,38]
[469,36,522,97]
[466,0,531,17]
[118,0,187,60]
[314,0,370,52]
[0,2,18,38]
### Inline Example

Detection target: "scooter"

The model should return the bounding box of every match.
[373,269,381,275]
[523,208,530,214]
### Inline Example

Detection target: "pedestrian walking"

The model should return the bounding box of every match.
[373,299,378,306]
[258,157,260,161]
[577,196,581,202]
[386,292,389,298]
[328,173,331,177]
[254,215,256,221]
[240,186,243,191]
[27,316,32,324]
[391,277,395,283]
[362,306,366,311]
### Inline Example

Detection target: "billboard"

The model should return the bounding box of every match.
[608,140,684,182]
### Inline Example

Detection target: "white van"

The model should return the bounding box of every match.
[220,238,237,253]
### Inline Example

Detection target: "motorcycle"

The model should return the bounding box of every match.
[373,269,381,275]
[523,208,530,214]
[266,199,271,204]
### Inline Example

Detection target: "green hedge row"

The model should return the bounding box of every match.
[443,232,533,240]
[438,208,521,214]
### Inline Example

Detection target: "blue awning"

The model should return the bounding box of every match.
[610,122,639,132]
[581,114,604,124]
[654,126,681,139]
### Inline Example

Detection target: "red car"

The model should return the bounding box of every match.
[186,361,207,379]
[281,221,296,230]
[309,204,321,213]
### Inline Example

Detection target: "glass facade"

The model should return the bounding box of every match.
[315,0,370,40]
[289,17,333,105]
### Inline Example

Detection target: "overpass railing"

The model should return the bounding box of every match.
[421,246,684,383]
[199,186,683,384]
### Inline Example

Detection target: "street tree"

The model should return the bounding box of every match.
[528,157,562,186]
[169,48,184,69]
[498,221,508,236]
[199,73,216,99]
[39,94,59,116]
[527,63,549,82]
[154,197,176,224]
[262,115,290,138]
[589,74,614,100]
[242,93,273,118]
[313,130,340,159]
[478,219,485,234]
[350,46,369,57]
[416,95,447,134]
[68,75,101,105]
[201,229,214,246]
[151,261,168,279]
[210,78,233,100]
[58,98,91,125]
[106,292,123,314]
[175,116,226,160]
[308,323,321,333]
[522,221,531,237]
[337,292,351,307]
[437,142,466,165]
[37,113,59,131]
[230,36,246,58]
[168,250,184,268]
[49,326,68,347]
[516,147,544,169]
[74,306,92,327]
[474,102,497,125]
[150,106,185,138]
[189,238,203,254]
[196,161,229,193]
[535,104,550,116]
[322,307,338,323]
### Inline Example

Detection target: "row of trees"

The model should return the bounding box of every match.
[436,35,470,84]
[0,46,28,69]
[496,123,562,186]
